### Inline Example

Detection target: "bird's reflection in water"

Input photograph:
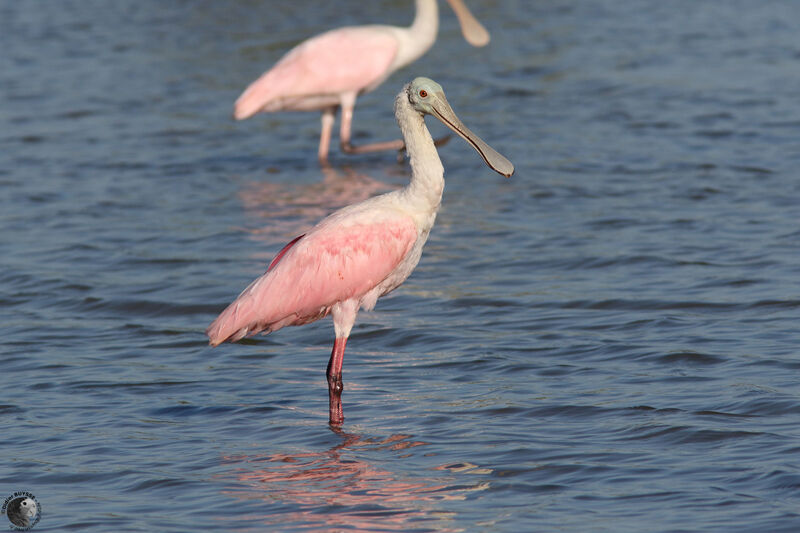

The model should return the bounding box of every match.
[222,428,490,532]
[237,165,402,249]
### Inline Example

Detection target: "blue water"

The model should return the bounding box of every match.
[3,1,800,531]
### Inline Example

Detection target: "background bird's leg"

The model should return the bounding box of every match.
[326,337,347,426]
[338,96,404,155]
[397,134,453,163]
[318,107,337,166]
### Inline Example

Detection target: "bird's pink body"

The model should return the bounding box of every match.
[206,198,424,347]
[234,27,399,118]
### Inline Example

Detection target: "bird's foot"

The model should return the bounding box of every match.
[433,134,452,147]
[395,134,451,164]
[341,139,405,156]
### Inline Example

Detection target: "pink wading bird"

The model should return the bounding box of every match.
[207,78,514,425]
[233,0,491,164]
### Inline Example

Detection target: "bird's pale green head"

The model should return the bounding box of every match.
[405,77,514,178]
[407,77,445,114]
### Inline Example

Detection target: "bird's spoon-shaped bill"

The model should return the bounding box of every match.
[424,88,514,178]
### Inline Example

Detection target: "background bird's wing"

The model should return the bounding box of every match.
[234,27,399,118]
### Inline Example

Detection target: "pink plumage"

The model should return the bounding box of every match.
[206,210,417,347]
[234,28,398,119]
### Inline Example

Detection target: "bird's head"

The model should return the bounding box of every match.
[405,77,514,178]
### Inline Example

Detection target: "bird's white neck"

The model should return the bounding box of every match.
[393,0,439,70]
[395,92,445,212]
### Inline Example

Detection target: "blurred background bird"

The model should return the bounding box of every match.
[233,0,491,164]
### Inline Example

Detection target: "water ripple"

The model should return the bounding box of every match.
[3,0,800,531]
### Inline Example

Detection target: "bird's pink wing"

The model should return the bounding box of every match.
[234,27,399,118]
[267,234,304,272]
[206,213,417,345]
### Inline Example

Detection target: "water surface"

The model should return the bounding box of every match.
[2,1,800,531]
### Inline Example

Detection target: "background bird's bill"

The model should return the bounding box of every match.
[446,0,491,46]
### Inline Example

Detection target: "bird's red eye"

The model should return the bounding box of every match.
[419,90,428,98]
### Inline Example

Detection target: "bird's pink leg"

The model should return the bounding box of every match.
[326,337,347,426]
[318,107,336,166]
[338,97,405,156]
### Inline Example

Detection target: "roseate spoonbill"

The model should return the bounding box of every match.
[233,0,491,164]
[208,77,514,425]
